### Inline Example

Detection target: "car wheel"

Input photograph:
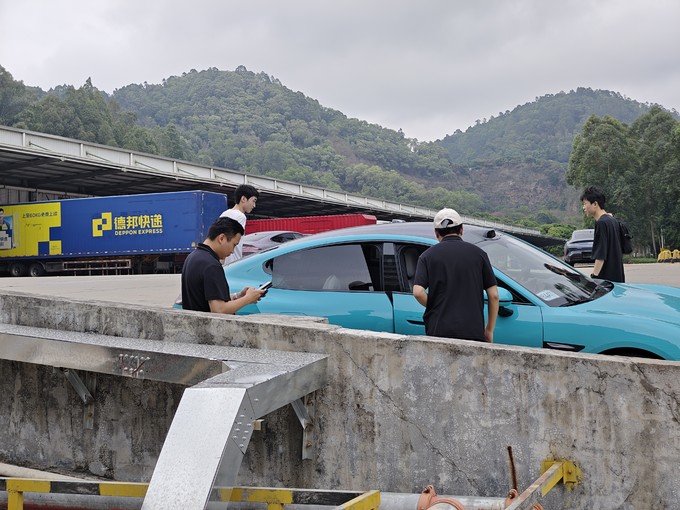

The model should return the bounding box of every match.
[9,262,26,277]
[602,348,663,360]
[29,262,46,277]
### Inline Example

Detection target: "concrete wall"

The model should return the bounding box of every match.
[1,290,680,509]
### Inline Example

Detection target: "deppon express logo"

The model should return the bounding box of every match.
[92,212,164,237]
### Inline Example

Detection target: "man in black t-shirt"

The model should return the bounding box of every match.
[580,186,625,283]
[413,208,499,342]
[181,217,265,313]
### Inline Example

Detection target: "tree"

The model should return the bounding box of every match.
[629,106,680,250]
[567,115,637,210]
[567,108,680,253]
[0,65,38,125]
[17,94,84,138]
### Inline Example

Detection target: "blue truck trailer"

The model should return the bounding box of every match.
[0,190,228,277]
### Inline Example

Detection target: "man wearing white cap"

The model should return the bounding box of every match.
[412,208,499,342]
[220,184,260,265]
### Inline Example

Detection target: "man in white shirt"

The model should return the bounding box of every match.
[220,184,259,265]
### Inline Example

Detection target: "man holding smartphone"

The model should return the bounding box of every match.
[182,217,266,314]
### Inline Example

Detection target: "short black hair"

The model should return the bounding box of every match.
[207,217,244,240]
[234,184,259,204]
[436,224,463,236]
[580,186,606,208]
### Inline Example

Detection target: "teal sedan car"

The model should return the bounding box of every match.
[225,222,680,360]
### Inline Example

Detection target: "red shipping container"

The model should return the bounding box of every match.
[246,214,377,235]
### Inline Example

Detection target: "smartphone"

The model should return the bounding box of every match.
[258,281,273,291]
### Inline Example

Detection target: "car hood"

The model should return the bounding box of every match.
[580,282,680,326]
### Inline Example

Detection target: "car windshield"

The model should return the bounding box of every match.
[571,230,593,241]
[478,233,609,307]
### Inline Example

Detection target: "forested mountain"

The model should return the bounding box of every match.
[435,89,670,221]
[440,88,652,165]
[2,64,677,240]
[1,65,481,216]
[110,66,477,210]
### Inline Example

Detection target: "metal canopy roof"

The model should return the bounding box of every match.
[0,126,562,246]
[0,126,440,221]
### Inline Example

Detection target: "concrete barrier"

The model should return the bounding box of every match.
[1,290,679,509]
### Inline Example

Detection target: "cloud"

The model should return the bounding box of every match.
[1,0,679,141]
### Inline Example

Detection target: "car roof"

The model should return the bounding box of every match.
[231,221,509,266]
[285,221,498,244]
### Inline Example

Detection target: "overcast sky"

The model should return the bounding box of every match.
[1,1,678,142]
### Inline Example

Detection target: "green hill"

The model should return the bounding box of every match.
[3,64,676,226]
[438,88,652,165]
[433,88,669,221]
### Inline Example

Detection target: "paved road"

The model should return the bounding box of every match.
[1,263,679,308]
[0,273,182,308]
[587,263,680,286]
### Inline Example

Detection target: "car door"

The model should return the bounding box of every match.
[390,243,428,335]
[391,242,544,347]
[483,275,544,348]
[477,243,544,348]
[253,242,396,332]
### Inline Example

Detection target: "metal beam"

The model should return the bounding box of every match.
[0,324,225,386]
[0,156,60,173]
[21,167,121,187]
[0,322,328,510]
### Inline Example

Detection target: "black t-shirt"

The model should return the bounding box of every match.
[414,235,496,341]
[181,243,231,312]
[593,214,625,283]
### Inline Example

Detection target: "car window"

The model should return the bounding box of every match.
[268,243,380,291]
[395,243,429,292]
[480,235,604,306]
[271,232,302,242]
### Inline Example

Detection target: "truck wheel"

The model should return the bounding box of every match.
[9,262,27,277]
[29,263,46,277]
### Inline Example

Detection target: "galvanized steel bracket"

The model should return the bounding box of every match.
[62,368,93,405]
[61,369,97,431]
[291,392,317,460]
[505,458,582,510]
[540,458,582,491]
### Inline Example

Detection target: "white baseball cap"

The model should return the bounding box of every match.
[433,208,462,229]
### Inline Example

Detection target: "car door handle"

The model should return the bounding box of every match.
[407,319,425,326]
[499,306,514,317]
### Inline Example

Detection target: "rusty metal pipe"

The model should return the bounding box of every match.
[0,491,508,510]
[225,492,507,509]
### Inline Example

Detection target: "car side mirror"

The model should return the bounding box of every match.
[498,287,513,305]
[484,287,513,304]
[484,287,514,317]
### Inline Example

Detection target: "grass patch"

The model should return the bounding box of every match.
[624,257,657,264]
